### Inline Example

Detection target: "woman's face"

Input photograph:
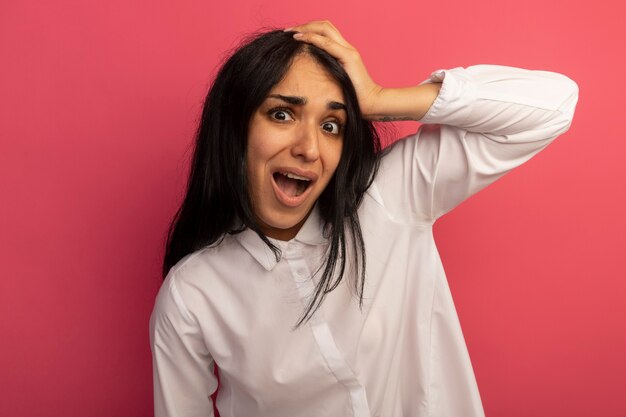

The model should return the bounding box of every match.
[246,54,345,241]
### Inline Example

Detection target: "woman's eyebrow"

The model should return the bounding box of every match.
[267,94,346,111]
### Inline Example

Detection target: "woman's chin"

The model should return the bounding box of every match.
[256,211,310,241]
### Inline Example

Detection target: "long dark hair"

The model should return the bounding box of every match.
[162,29,381,327]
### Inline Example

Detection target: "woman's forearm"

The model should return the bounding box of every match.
[362,82,442,122]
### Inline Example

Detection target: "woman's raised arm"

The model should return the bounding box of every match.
[374,64,579,222]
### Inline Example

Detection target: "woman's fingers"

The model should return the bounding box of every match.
[292,31,356,64]
[285,20,352,48]
[285,20,360,68]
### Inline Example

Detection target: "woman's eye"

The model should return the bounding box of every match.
[322,121,342,135]
[269,109,294,121]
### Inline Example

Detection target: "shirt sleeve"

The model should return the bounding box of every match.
[372,64,579,223]
[149,272,218,417]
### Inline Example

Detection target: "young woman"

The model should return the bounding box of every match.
[150,20,578,417]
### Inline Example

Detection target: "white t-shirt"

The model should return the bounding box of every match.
[150,64,579,417]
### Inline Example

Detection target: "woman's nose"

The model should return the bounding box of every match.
[291,122,320,162]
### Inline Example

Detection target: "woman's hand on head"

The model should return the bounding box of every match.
[285,20,383,120]
[286,20,442,122]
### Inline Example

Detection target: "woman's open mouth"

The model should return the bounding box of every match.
[271,170,315,207]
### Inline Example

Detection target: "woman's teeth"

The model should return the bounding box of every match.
[281,171,311,182]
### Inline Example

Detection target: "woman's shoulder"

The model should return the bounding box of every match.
[154,235,246,326]
[165,235,239,288]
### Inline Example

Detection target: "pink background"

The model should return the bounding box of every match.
[1,0,624,416]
